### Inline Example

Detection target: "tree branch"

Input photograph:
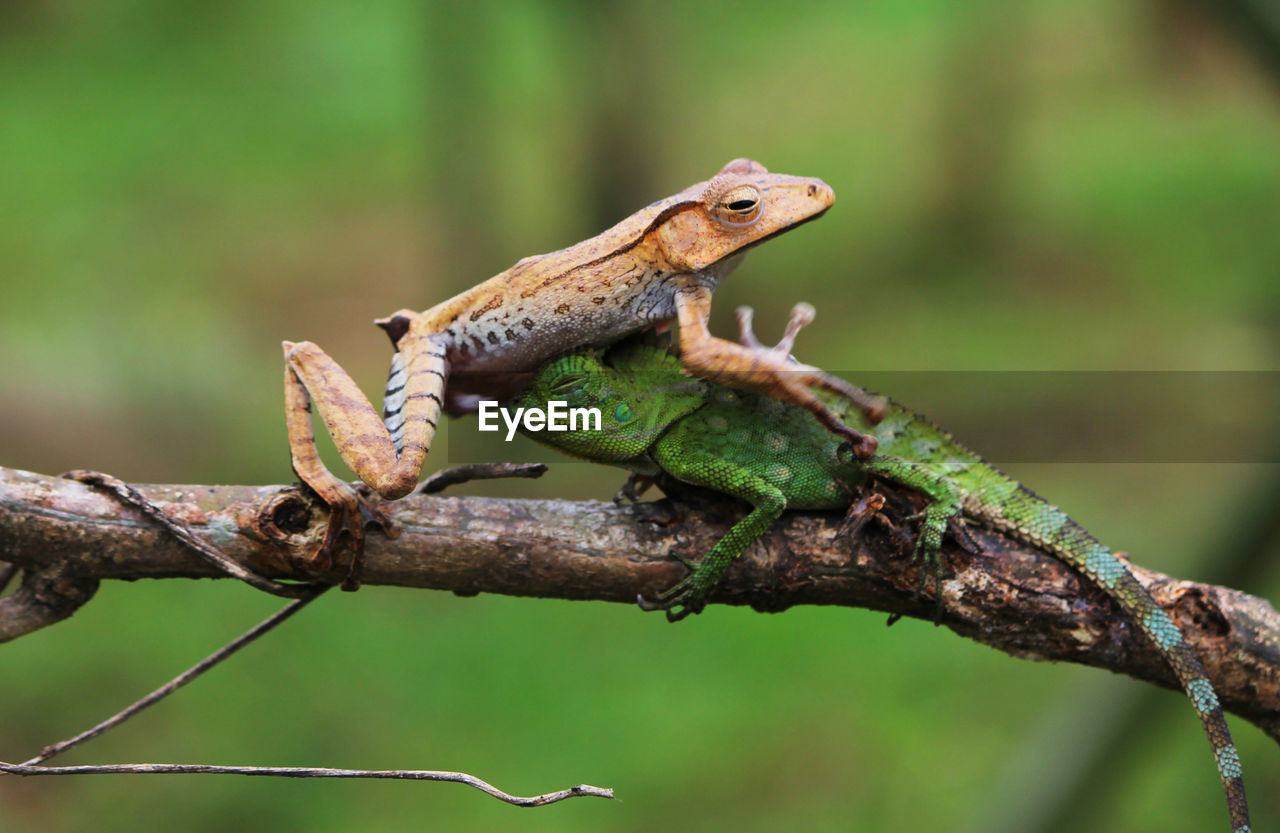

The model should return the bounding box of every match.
[2,464,1277,742]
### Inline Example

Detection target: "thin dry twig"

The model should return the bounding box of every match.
[2,464,614,808]
[2,563,612,806]
[418,462,548,494]
[62,470,325,599]
[20,586,330,767]
[0,761,613,806]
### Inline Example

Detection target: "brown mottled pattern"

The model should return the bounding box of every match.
[468,294,503,321]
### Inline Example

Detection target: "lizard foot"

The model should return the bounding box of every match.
[734,303,888,459]
[948,516,984,555]
[308,481,399,591]
[636,585,705,623]
[907,504,960,624]
[614,473,655,504]
[636,561,710,622]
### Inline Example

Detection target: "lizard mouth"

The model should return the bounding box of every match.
[718,203,832,263]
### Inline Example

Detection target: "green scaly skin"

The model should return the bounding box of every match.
[512,336,1250,833]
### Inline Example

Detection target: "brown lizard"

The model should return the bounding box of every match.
[283,158,886,585]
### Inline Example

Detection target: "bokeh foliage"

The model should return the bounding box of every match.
[1,1,1278,831]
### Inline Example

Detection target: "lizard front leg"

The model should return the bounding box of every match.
[282,332,446,587]
[673,285,884,458]
[638,442,788,622]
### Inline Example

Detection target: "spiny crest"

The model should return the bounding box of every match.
[536,348,603,381]
[547,349,604,375]
[606,338,683,376]
[604,337,708,412]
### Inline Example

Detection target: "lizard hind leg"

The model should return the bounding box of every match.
[640,443,788,622]
[852,450,965,622]
[914,502,956,621]
[284,353,393,590]
[282,335,444,588]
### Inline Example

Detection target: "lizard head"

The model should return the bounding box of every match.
[652,159,836,273]
[514,344,707,462]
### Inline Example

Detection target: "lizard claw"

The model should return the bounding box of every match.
[726,301,887,438]
[837,435,879,462]
[613,473,654,504]
[636,561,709,622]
[949,516,983,555]
[837,438,880,466]
[636,591,703,623]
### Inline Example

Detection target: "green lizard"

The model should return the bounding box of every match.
[511,307,1250,832]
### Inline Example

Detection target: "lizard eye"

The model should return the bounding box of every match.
[550,374,586,396]
[613,402,634,423]
[712,185,763,228]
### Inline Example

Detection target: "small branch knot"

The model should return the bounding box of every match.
[0,564,99,643]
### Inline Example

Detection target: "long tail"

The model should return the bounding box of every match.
[972,489,1250,832]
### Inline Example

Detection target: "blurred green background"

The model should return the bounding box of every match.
[2,1,1278,831]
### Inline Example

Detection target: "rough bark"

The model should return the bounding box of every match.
[1,465,1277,742]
